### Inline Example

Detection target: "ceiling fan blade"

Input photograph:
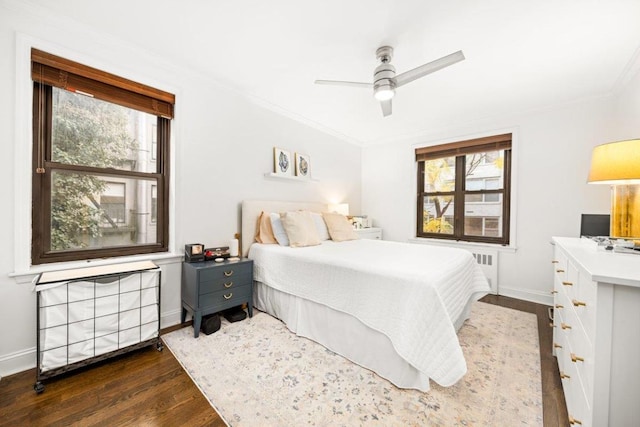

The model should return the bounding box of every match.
[395,50,465,88]
[314,80,373,89]
[380,99,392,117]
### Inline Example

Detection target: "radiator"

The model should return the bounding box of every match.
[469,249,498,294]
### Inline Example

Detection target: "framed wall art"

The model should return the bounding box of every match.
[273,147,292,176]
[295,153,311,178]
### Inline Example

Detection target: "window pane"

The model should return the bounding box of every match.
[51,88,157,173]
[464,193,503,238]
[101,182,126,224]
[422,157,455,192]
[465,150,504,189]
[51,170,158,251]
[151,185,157,223]
[421,195,455,234]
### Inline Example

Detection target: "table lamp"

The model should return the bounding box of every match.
[328,203,350,216]
[587,139,640,239]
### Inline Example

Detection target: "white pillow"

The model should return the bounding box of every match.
[280,211,321,247]
[270,212,290,246]
[311,212,331,241]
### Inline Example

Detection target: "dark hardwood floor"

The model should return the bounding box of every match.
[0,296,567,427]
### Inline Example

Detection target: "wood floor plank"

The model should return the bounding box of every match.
[0,296,566,427]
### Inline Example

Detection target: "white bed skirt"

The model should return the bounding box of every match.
[254,281,475,391]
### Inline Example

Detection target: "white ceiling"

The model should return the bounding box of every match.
[24,0,640,146]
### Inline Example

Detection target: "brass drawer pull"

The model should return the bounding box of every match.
[223,292,233,300]
[561,322,572,330]
[570,353,584,363]
[224,270,234,277]
[551,260,559,264]
[562,281,573,286]
[551,290,558,294]
[555,304,564,309]
[569,415,582,425]
[224,281,233,288]
[560,371,570,379]
[572,299,586,307]
[554,342,562,349]
[556,269,565,273]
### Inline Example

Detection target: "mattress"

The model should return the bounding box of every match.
[249,239,490,389]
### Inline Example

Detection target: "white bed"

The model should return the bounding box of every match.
[241,200,490,391]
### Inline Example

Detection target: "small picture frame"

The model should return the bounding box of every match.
[295,153,311,178]
[274,147,292,176]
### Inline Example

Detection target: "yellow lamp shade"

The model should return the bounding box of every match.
[588,139,640,184]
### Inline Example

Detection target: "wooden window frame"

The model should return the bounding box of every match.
[31,49,173,265]
[416,134,512,245]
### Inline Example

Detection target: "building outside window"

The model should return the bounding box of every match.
[101,182,126,224]
[31,49,174,264]
[416,134,512,245]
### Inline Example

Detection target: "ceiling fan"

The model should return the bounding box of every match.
[315,46,465,117]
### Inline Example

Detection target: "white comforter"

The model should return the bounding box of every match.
[249,239,490,387]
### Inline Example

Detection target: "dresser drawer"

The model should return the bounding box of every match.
[199,271,252,295]
[199,285,252,310]
[552,248,569,282]
[573,274,597,345]
[199,262,252,287]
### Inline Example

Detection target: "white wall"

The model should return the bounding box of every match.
[0,2,361,376]
[362,95,624,304]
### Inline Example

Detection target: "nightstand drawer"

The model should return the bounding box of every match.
[199,271,252,295]
[199,285,252,309]
[199,262,252,284]
[199,277,251,295]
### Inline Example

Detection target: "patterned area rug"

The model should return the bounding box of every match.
[163,302,542,426]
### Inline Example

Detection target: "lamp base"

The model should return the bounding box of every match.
[611,185,640,239]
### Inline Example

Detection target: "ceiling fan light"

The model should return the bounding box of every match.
[374,85,395,101]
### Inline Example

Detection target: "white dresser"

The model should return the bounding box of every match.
[551,237,640,427]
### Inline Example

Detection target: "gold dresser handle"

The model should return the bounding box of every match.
[561,323,572,330]
[224,270,234,277]
[560,371,570,379]
[557,269,565,273]
[554,342,563,349]
[555,304,564,309]
[551,290,558,294]
[562,281,573,286]
[224,281,233,288]
[551,260,559,264]
[223,293,233,300]
[571,353,584,363]
[572,299,586,307]
[569,415,582,425]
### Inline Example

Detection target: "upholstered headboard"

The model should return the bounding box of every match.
[240,200,330,257]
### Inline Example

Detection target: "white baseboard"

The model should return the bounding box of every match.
[1,309,184,378]
[498,286,553,306]
[161,308,182,329]
[0,346,35,379]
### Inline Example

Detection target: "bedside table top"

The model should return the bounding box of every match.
[183,258,253,270]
